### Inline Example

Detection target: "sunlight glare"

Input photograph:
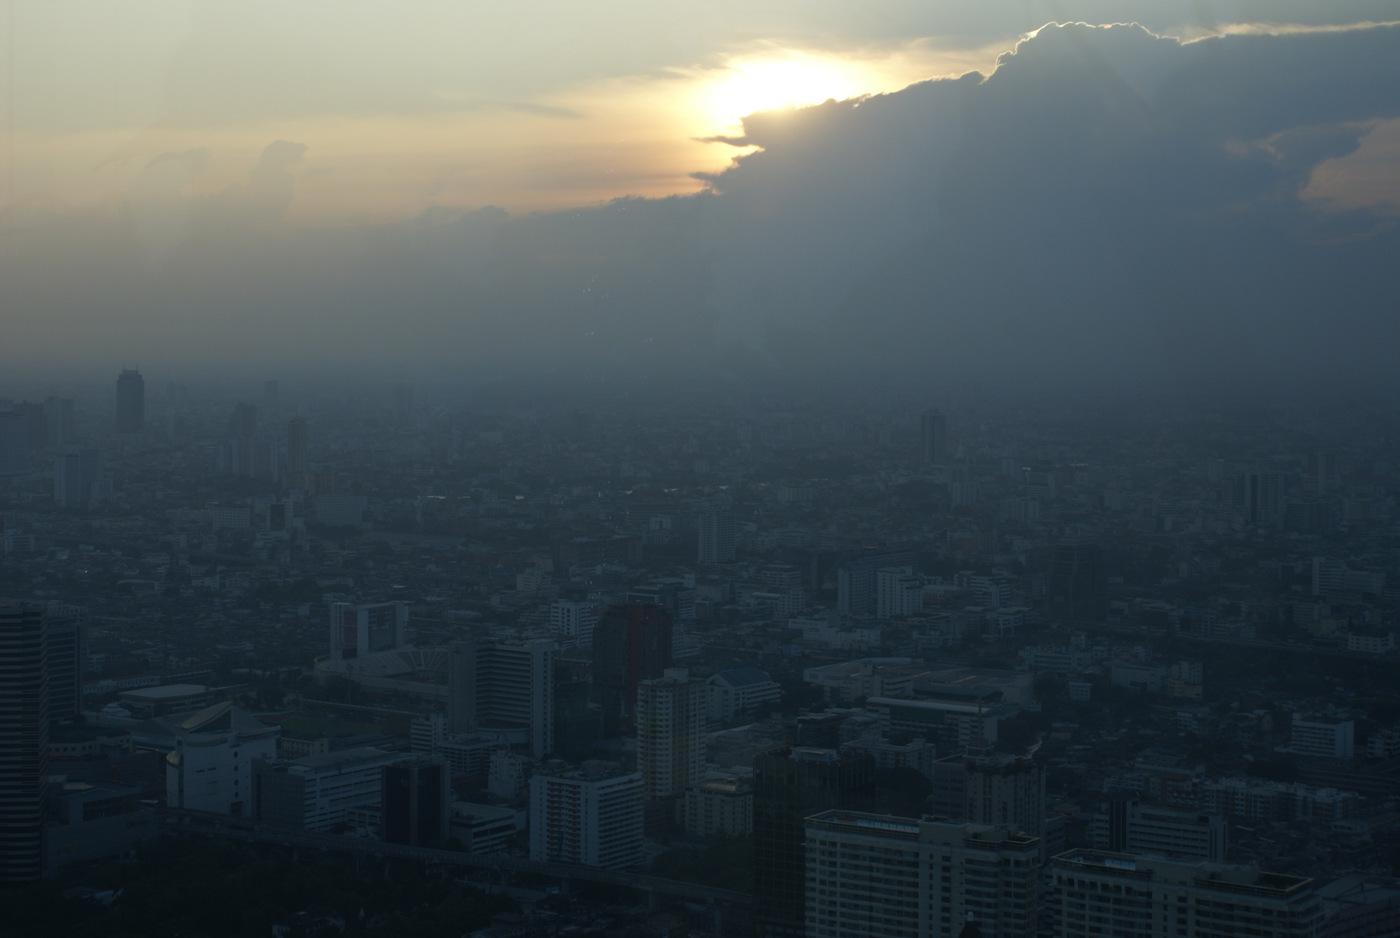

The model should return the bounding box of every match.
[701,54,869,131]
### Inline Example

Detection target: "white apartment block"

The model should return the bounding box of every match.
[529,763,643,870]
[1049,850,1322,938]
[805,811,1040,938]
[1290,714,1354,759]
[253,747,402,832]
[636,669,706,801]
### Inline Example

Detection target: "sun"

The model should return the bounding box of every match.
[701,53,867,130]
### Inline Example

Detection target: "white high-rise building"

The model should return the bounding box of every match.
[876,566,922,619]
[550,599,599,650]
[636,669,705,802]
[1290,714,1354,758]
[329,601,409,661]
[165,703,280,817]
[805,810,1040,938]
[450,638,555,758]
[529,762,643,870]
[1049,851,1322,938]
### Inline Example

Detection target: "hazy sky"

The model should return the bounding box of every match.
[2,1,1398,391]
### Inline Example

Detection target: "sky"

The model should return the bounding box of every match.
[2,1,1398,393]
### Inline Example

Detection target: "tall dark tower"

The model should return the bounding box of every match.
[0,601,48,882]
[753,747,875,938]
[591,603,672,721]
[919,408,947,465]
[115,369,145,434]
[286,417,309,490]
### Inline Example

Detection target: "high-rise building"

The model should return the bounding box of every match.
[328,601,409,661]
[43,605,82,728]
[253,748,401,832]
[0,601,48,882]
[227,402,258,439]
[382,754,450,847]
[919,408,948,465]
[449,638,555,758]
[965,751,1046,842]
[550,599,598,650]
[837,548,918,617]
[286,417,309,490]
[805,810,1040,938]
[754,746,876,938]
[115,369,145,434]
[1242,469,1288,527]
[0,408,27,475]
[1049,850,1323,938]
[876,565,923,619]
[1047,543,1106,624]
[44,398,74,448]
[636,669,705,811]
[54,449,102,509]
[591,603,673,718]
[1098,799,1228,863]
[529,762,643,870]
[697,508,736,563]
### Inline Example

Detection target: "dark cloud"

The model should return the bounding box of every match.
[6,22,1400,397]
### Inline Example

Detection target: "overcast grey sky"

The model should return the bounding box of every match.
[1,2,1397,393]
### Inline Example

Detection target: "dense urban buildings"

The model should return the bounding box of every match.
[0,601,48,883]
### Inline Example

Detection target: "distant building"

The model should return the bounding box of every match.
[286,417,309,490]
[164,702,280,817]
[705,667,782,724]
[591,603,673,719]
[0,601,48,883]
[449,638,555,758]
[1049,850,1323,938]
[754,746,875,938]
[806,810,1039,938]
[253,748,400,832]
[0,407,29,474]
[115,369,145,434]
[382,754,450,847]
[54,449,103,509]
[329,601,409,661]
[529,762,643,870]
[1095,799,1228,863]
[919,408,948,465]
[636,669,705,806]
[682,777,752,837]
[550,599,598,650]
[1047,543,1106,623]
[697,509,736,563]
[1290,714,1354,759]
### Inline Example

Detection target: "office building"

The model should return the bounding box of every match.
[45,397,74,447]
[636,669,705,827]
[253,748,401,832]
[876,566,923,619]
[449,802,517,854]
[54,449,103,509]
[164,702,280,817]
[329,601,409,661]
[705,667,782,724]
[591,602,673,718]
[837,549,918,617]
[754,746,876,938]
[682,777,752,837]
[0,408,27,475]
[1049,850,1323,938]
[965,751,1045,841]
[919,408,948,465]
[43,605,83,727]
[550,599,598,650]
[1047,543,1106,623]
[227,402,258,439]
[449,638,555,758]
[866,697,1001,751]
[1290,714,1354,759]
[806,810,1040,938]
[698,508,736,563]
[529,762,643,870]
[115,369,145,434]
[0,601,48,882]
[286,417,309,489]
[1097,799,1227,863]
[382,754,450,847]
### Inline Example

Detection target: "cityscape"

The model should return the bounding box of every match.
[1,373,1398,936]
[3,3,1400,938]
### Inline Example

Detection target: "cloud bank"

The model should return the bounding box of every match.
[4,22,1399,396]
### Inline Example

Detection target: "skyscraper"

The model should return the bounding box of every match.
[115,369,145,434]
[591,602,673,719]
[286,417,309,490]
[920,408,948,465]
[697,508,736,563]
[1047,542,1106,624]
[635,669,705,826]
[0,601,48,882]
[449,637,556,758]
[529,762,643,871]
[754,746,876,938]
[54,449,102,509]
